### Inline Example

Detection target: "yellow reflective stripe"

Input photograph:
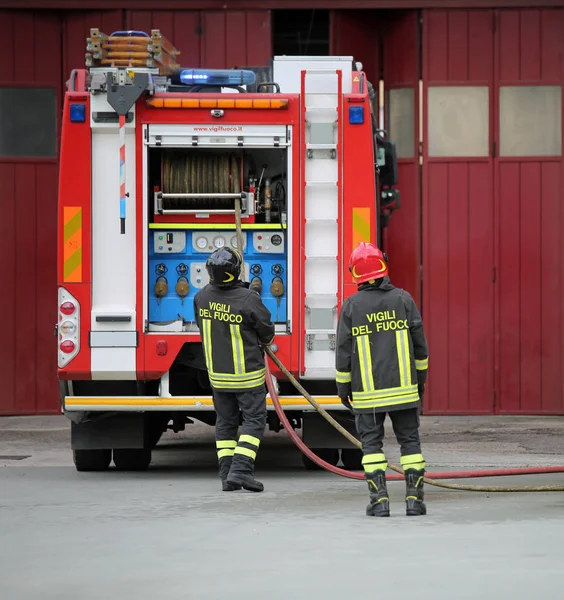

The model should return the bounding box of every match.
[202,320,213,371]
[356,335,375,392]
[353,384,417,399]
[365,463,387,473]
[217,449,235,459]
[362,453,386,465]
[239,434,260,447]
[208,368,265,382]
[415,358,428,370]
[209,376,266,390]
[335,371,351,383]
[396,329,410,387]
[230,324,246,375]
[352,392,420,409]
[234,446,257,460]
[400,453,426,471]
[216,440,237,449]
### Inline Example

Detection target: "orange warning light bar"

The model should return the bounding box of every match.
[146,97,289,110]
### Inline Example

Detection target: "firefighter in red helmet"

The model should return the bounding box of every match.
[335,242,429,517]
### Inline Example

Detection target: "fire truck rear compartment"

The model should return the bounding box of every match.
[146,145,290,328]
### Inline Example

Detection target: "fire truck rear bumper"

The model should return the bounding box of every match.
[63,396,345,412]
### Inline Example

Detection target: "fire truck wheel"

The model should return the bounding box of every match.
[340,448,364,471]
[113,449,152,471]
[301,448,340,470]
[73,449,112,472]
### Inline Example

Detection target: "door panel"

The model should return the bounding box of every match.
[422,9,495,414]
[382,11,421,307]
[495,9,564,414]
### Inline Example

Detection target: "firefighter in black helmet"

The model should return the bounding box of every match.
[194,247,275,493]
[336,242,429,517]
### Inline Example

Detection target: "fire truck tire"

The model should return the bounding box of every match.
[73,449,112,472]
[340,448,364,471]
[302,448,339,470]
[113,449,152,471]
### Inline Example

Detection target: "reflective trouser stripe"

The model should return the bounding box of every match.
[400,453,426,471]
[396,329,411,387]
[234,446,257,460]
[234,434,260,461]
[336,370,351,384]
[216,439,237,459]
[202,319,213,372]
[415,358,428,370]
[230,324,246,375]
[356,334,375,392]
[362,452,387,473]
[239,434,261,447]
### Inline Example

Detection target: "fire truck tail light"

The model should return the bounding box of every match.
[60,320,77,335]
[60,340,76,354]
[58,287,80,368]
[60,301,76,315]
[146,97,289,110]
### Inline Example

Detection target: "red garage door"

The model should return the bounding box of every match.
[0,11,62,415]
[495,9,564,414]
[423,8,564,414]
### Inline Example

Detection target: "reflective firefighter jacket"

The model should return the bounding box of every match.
[194,282,275,391]
[335,277,429,413]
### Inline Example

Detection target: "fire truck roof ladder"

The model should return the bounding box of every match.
[302,68,342,379]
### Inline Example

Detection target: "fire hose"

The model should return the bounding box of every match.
[231,186,564,493]
[264,352,564,492]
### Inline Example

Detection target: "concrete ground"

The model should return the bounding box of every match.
[1,415,564,600]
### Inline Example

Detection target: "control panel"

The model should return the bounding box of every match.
[148,229,288,326]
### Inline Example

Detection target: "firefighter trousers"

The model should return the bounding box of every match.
[355,408,425,474]
[213,387,267,478]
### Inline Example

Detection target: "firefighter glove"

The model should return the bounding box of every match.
[340,396,354,413]
[418,383,425,400]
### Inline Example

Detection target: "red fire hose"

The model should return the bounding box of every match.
[264,352,564,492]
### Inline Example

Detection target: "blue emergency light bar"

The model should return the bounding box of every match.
[179,69,257,87]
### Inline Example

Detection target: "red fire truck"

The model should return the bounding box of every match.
[57,29,400,472]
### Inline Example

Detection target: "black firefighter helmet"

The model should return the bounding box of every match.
[206,247,242,288]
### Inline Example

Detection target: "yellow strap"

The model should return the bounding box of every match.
[336,370,352,383]
[202,319,213,371]
[362,453,387,465]
[356,335,375,392]
[217,449,235,459]
[230,324,246,375]
[234,446,257,460]
[400,453,426,470]
[415,358,428,370]
[353,384,418,399]
[209,368,265,381]
[239,434,260,447]
[396,329,411,387]
[216,440,237,449]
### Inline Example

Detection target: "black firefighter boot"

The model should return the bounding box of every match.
[405,469,427,516]
[219,457,241,492]
[226,457,264,493]
[365,471,390,517]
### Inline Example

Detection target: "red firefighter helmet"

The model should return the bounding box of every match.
[349,242,389,284]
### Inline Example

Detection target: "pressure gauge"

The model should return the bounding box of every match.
[195,236,207,249]
[231,235,240,249]
[271,234,282,246]
[213,236,226,249]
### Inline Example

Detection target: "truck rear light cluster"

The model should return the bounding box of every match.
[58,288,80,368]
